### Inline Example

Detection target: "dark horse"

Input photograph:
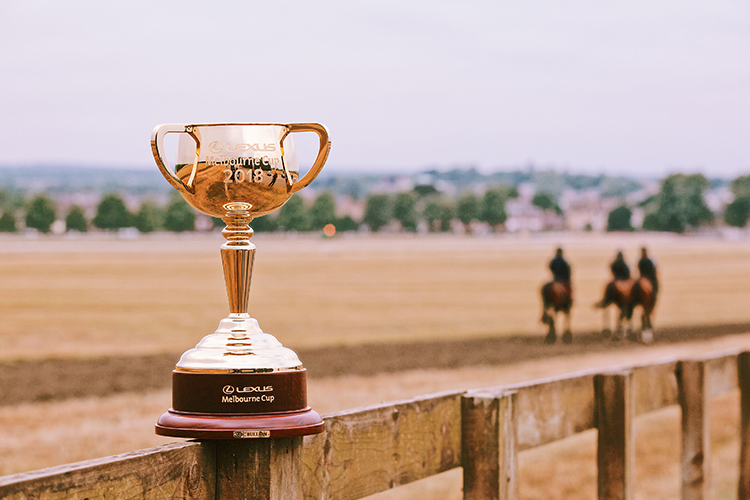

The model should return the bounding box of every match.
[541,281,573,344]
[596,277,657,343]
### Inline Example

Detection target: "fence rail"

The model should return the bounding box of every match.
[2,349,749,500]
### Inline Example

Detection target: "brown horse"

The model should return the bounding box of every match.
[596,277,656,343]
[541,281,573,344]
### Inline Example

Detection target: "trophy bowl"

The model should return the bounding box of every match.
[151,123,330,439]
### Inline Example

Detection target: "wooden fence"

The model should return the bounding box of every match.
[2,349,750,499]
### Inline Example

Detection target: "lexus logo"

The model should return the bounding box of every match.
[209,141,224,154]
[222,385,235,395]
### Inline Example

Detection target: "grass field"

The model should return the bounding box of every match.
[1,231,750,361]
[2,231,750,497]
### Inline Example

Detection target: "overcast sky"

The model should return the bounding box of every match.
[1,1,748,178]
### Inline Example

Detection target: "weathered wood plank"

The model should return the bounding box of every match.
[512,373,597,450]
[461,390,518,500]
[707,352,739,398]
[632,360,678,415]
[677,360,710,500]
[738,352,750,499]
[0,440,215,500]
[216,437,303,500]
[595,371,634,500]
[301,391,462,500]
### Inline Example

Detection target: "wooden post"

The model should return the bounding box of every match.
[676,360,710,500]
[738,352,750,499]
[594,371,634,500]
[216,437,303,500]
[462,391,518,500]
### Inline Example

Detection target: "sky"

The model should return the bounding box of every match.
[1,1,749,178]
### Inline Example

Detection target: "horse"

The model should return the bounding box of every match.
[596,277,656,343]
[541,280,573,344]
[632,277,657,344]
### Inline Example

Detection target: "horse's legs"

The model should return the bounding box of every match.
[601,306,612,339]
[543,307,556,344]
[641,306,654,344]
[612,309,625,341]
[562,311,572,344]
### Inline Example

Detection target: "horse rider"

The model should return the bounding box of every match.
[610,251,631,281]
[549,247,571,286]
[637,246,658,293]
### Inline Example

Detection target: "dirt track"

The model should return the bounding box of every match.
[2,322,750,407]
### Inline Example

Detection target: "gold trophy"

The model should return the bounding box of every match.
[151,123,330,439]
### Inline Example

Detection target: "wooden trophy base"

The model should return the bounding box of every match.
[155,369,324,439]
[155,407,324,439]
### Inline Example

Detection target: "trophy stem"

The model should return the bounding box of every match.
[221,202,255,315]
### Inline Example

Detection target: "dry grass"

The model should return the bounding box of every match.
[1,232,750,361]
[2,232,750,497]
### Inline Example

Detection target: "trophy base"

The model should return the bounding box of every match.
[155,407,324,439]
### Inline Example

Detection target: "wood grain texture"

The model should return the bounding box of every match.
[462,390,518,500]
[216,437,303,500]
[0,441,215,500]
[738,352,750,500]
[512,373,596,451]
[595,371,634,500]
[677,360,710,500]
[301,391,462,500]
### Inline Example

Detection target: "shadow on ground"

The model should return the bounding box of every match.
[1,322,749,406]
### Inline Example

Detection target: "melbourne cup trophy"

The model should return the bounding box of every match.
[150,123,330,439]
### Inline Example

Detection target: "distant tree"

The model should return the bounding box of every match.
[276,195,308,231]
[480,189,508,232]
[456,192,480,233]
[725,197,750,228]
[731,174,750,199]
[25,194,57,233]
[413,184,438,197]
[606,205,633,232]
[0,210,17,232]
[309,192,337,230]
[643,174,713,233]
[363,194,391,232]
[392,192,418,232]
[94,193,132,230]
[65,205,88,232]
[135,201,162,233]
[250,214,280,232]
[725,174,750,228]
[532,192,561,214]
[423,198,454,232]
[335,215,359,232]
[163,195,196,232]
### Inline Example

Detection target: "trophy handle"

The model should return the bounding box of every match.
[284,123,331,194]
[151,123,199,195]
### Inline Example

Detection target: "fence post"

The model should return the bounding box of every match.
[594,371,634,500]
[215,437,303,500]
[738,352,750,499]
[462,390,518,500]
[676,360,710,500]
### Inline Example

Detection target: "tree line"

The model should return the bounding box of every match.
[605,173,750,233]
[1,172,749,235]
[0,192,196,234]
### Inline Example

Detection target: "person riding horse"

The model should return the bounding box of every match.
[610,251,630,281]
[637,247,658,294]
[541,248,573,344]
[597,249,658,343]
